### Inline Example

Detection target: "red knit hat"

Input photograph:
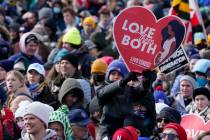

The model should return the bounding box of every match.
[163,123,187,140]
[112,126,138,140]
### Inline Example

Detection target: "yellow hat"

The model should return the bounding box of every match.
[83,16,96,29]
[91,59,108,74]
[63,27,82,45]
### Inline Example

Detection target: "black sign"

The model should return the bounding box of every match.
[158,46,189,74]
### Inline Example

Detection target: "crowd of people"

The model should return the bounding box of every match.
[1,0,210,140]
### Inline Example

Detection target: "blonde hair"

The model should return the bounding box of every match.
[6,70,25,83]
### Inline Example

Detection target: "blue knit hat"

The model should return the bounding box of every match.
[53,48,70,64]
[153,90,169,105]
[105,59,128,81]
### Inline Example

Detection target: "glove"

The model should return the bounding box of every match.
[141,69,156,90]
[119,72,138,87]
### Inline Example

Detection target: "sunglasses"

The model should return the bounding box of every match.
[160,133,179,140]
[157,118,171,124]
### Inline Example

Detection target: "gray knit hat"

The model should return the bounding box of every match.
[180,75,196,89]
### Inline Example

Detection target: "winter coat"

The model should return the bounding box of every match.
[1,107,21,140]
[188,103,210,122]
[20,129,61,140]
[175,93,193,114]
[97,81,145,139]
[28,82,60,110]
[0,52,43,72]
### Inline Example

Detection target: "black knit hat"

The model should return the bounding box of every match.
[159,107,181,124]
[60,53,79,68]
[193,87,210,100]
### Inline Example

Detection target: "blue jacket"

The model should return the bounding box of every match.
[0,52,43,71]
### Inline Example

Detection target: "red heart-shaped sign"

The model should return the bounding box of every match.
[181,114,210,140]
[113,6,186,73]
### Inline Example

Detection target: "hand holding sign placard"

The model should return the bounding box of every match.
[181,114,210,140]
[113,6,186,73]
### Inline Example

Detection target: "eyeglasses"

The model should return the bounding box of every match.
[157,118,171,124]
[160,133,179,140]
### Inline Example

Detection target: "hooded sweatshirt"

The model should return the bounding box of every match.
[0,32,43,71]
[21,129,61,140]
[58,78,84,109]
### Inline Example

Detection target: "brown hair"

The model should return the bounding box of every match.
[62,7,76,17]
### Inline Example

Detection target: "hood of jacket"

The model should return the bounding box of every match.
[19,32,40,56]
[58,78,84,103]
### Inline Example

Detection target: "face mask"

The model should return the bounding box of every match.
[17,121,25,130]
[53,7,61,14]
[196,77,208,88]
[93,74,105,83]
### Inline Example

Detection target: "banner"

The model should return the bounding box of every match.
[113,6,186,73]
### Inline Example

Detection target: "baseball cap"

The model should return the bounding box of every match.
[68,109,90,126]
[27,63,45,76]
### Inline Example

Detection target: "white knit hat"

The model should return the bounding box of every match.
[23,102,54,127]
[15,100,31,118]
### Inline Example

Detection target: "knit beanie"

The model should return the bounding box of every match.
[112,126,138,140]
[23,102,54,127]
[15,100,31,118]
[60,53,79,68]
[49,105,72,139]
[62,27,82,46]
[153,90,169,105]
[91,59,108,74]
[159,107,181,124]
[192,59,210,74]
[106,59,128,81]
[59,78,84,103]
[100,56,114,65]
[193,87,210,100]
[155,103,169,115]
[163,123,187,140]
[38,7,53,20]
[83,16,96,29]
[53,48,70,64]
[180,75,196,90]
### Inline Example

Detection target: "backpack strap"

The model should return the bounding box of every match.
[16,93,34,101]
